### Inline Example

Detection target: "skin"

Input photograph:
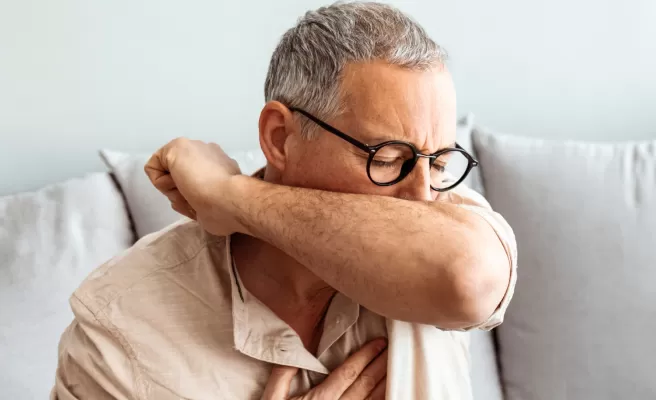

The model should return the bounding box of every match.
[262,338,388,400]
[145,61,511,398]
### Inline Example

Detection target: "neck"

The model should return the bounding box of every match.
[231,233,336,351]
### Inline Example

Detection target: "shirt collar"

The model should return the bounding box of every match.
[227,235,336,374]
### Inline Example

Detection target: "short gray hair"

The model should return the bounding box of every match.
[264,1,447,137]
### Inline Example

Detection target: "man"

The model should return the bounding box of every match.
[53,2,516,399]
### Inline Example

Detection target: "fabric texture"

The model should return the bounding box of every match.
[99,149,267,239]
[473,128,656,400]
[51,180,516,400]
[0,173,134,400]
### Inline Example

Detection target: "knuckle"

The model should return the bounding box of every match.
[357,375,378,391]
[341,365,360,381]
[171,137,191,152]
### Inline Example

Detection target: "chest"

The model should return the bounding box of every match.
[134,309,388,400]
[127,306,470,400]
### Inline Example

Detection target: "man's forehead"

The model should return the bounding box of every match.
[338,62,454,114]
[340,61,450,96]
[337,62,456,150]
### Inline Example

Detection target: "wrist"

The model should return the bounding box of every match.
[223,174,257,236]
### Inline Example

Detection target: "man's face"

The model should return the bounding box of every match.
[282,61,457,202]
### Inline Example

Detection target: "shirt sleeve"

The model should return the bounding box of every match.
[51,295,138,400]
[445,184,518,331]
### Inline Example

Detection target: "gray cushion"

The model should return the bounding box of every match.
[0,173,134,399]
[473,128,656,399]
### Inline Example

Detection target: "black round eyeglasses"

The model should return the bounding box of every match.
[290,107,479,192]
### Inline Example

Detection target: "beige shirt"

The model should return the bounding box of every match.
[52,185,516,400]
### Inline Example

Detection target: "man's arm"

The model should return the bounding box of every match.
[52,295,136,400]
[227,175,513,329]
[145,139,516,330]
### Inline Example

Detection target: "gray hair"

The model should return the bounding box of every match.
[264,1,447,137]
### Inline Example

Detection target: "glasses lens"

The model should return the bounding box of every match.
[368,143,415,185]
[430,150,470,190]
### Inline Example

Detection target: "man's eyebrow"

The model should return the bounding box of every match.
[366,137,458,152]
[428,142,457,153]
[354,120,457,149]
[367,135,397,144]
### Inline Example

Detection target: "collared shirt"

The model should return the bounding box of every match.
[51,184,516,400]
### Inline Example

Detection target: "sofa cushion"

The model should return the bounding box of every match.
[473,128,656,399]
[100,148,267,239]
[0,173,133,399]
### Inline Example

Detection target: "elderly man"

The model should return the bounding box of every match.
[53,2,516,399]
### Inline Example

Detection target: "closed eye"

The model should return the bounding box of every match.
[431,162,446,173]
[371,159,402,168]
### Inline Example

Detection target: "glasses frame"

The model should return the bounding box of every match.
[289,107,479,192]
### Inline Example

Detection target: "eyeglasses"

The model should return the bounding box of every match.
[289,107,479,192]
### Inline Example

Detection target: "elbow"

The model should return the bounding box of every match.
[432,254,510,330]
[453,284,501,330]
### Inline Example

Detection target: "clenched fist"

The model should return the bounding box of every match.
[144,138,245,236]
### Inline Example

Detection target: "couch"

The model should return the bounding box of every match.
[1,117,654,399]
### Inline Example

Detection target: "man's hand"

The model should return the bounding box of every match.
[144,138,244,236]
[261,338,388,400]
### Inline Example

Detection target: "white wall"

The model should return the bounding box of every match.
[1,0,655,195]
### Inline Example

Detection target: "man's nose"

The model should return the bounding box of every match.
[396,159,432,201]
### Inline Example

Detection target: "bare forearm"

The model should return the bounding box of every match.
[228,175,509,327]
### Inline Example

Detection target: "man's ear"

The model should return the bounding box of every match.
[259,101,296,172]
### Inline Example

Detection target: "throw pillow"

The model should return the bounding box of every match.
[473,128,656,399]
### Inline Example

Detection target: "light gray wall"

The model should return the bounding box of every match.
[2,0,655,196]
